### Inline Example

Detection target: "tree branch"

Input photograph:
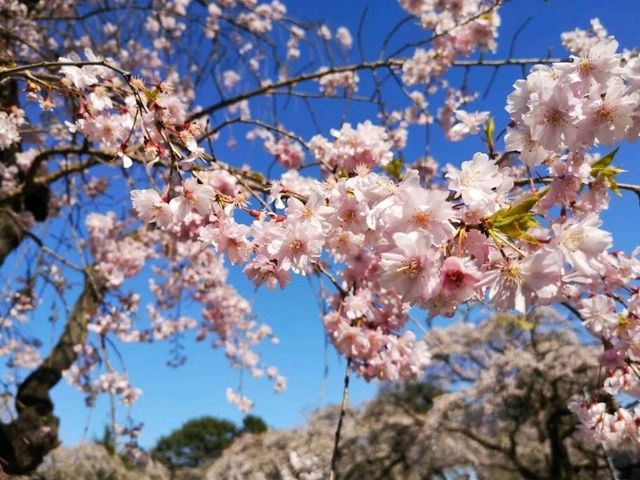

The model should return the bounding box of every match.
[187,56,564,123]
[329,360,351,480]
[0,267,107,475]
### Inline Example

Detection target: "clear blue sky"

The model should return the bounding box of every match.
[43,0,640,448]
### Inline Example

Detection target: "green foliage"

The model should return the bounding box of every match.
[485,188,548,243]
[382,155,405,181]
[95,425,116,457]
[590,146,625,196]
[241,415,268,434]
[152,416,239,468]
[152,414,268,469]
[495,312,535,331]
[483,116,495,154]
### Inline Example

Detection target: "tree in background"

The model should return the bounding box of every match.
[95,425,116,457]
[152,417,237,469]
[208,311,639,479]
[415,308,619,479]
[241,415,268,435]
[152,414,267,469]
[0,0,639,475]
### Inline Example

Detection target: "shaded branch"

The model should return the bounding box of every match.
[188,55,565,122]
[0,60,132,82]
[0,268,107,475]
[187,60,403,122]
[329,360,351,480]
[514,176,640,204]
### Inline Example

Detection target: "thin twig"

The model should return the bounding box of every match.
[0,59,132,81]
[329,359,351,480]
[513,176,640,204]
[187,56,562,122]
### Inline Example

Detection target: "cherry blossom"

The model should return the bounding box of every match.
[446,152,505,205]
[551,213,612,276]
[0,112,21,150]
[379,231,440,306]
[3,0,640,472]
[130,189,173,229]
[447,110,490,141]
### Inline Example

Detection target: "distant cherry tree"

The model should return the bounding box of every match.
[208,311,639,479]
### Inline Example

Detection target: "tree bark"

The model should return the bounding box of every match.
[0,3,102,474]
[547,406,574,480]
[0,270,106,475]
[0,0,51,268]
[0,75,26,267]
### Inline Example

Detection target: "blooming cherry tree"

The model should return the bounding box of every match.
[0,0,639,475]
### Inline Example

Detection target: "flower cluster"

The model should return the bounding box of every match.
[226,387,255,413]
[570,399,640,446]
[501,34,640,446]
[318,70,359,96]
[119,28,640,404]
[308,121,394,172]
[0,109,25,151]
[86,213,154,288]
[94,372,142,406]
[247,128,305,169]
[4,0,640,453]
[401,0,501,85]
[505,38,639,166]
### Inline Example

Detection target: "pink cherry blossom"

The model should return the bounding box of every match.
[438,256,481,303]
[169,177,216,223]
[480,249,563,313]
[578,294,619,337]
[552,213,612,276]
[131,189,173,228]
[379,231,440,306]
[447,110,490,141]
[266,222,324,274]
[446,153,505,205]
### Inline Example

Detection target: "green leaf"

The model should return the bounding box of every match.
[608,176,622,196]
[491,190,546,226]
[496,313,535,330]
[486,189,548,243]
[590,146,619,172]
[383,156,404,181]
[143,87,160,102]
[484,117,495,145]
[591,147,625,196]
[496,218,539,242]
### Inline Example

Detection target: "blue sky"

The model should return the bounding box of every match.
[39,0,640,448]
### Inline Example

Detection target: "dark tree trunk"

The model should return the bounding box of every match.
[0,273,106,475]
[0,4,92,471]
